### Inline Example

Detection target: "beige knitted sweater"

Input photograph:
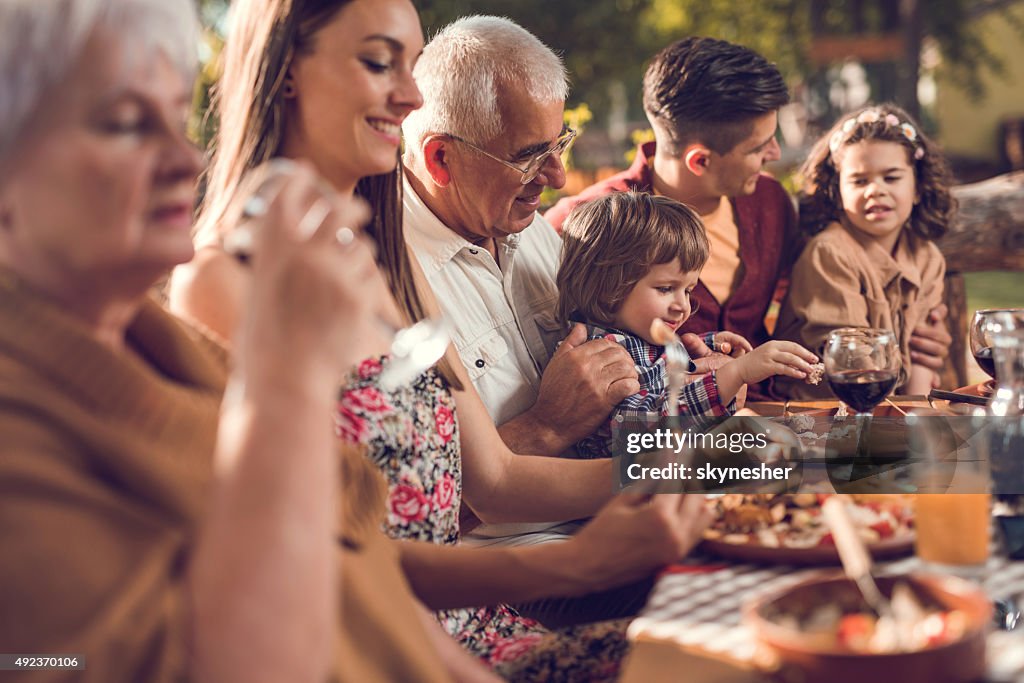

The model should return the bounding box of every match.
[0,269,449,682]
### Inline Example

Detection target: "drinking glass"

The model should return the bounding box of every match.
[985,329,1024,516]
[970,309,1024,382]
[822,329,901,490]
[905,403,991,581]
[910,409,991,576]
[823,328,901,415]
[914,494,991,572]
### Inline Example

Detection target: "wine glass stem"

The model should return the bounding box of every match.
[852,412,875,476]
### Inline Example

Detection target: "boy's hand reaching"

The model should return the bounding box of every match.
[715,340,818,404]
[680,331,750,408]
[733,340,819,384]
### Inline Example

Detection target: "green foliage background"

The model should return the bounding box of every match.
[197,0,1024,133]
[413,0,1022,124]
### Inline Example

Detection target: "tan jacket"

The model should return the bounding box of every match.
[0,270,449,683]
[774,222,945,401]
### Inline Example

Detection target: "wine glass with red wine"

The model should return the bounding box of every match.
[823,329,901,485]
[823,328,900,415]
[970,309,1024,382]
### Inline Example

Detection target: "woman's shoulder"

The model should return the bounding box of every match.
[166,246,247,343]
[173,244,243,284]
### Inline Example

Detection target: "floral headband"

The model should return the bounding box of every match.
[828,109,925,160]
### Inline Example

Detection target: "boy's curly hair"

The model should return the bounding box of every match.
[798,103,957,241]
[556,192,709,327]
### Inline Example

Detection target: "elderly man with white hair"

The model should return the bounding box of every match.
[402,16,662,627]
[402,13,638,518]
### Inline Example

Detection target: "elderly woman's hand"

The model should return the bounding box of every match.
[237,162,393,388]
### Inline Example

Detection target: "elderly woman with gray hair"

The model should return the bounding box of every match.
[0,1,485,682]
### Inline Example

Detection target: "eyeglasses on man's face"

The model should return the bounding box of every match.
[446,127,577,185]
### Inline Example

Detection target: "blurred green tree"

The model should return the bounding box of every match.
[633,0,1023,122]
[417,0,656,121]
[193,1,1024,136]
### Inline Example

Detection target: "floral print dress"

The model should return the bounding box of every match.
[336,356,628,682]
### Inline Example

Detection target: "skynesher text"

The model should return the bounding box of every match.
[626,462,794,484]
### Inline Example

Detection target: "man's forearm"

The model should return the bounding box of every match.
[497,409,573,456]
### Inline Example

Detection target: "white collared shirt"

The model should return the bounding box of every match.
[404,179,584,547]
[403,176,565,426]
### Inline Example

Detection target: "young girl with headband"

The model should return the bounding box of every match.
[775,104,957,400]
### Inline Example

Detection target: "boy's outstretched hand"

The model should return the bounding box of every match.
[715,340,819,405]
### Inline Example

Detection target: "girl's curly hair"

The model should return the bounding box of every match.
[797,103,957,241]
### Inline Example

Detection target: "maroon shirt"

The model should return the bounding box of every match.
[546,142,801,400]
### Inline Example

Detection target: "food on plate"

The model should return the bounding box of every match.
[703,494,912,549]
[762,581,968,654]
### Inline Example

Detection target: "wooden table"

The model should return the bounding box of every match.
[624,546,1024,682]
[622,399,1024,682]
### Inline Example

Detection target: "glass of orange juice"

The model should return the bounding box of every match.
[908,410,991,574]
[914,493,990,567]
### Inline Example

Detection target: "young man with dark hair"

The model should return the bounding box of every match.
[548,37,795,399]
[546,37,950,400]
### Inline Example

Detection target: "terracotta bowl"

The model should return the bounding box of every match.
[744,573,991,683]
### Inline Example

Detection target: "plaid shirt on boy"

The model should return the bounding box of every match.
[576,323,737,458]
